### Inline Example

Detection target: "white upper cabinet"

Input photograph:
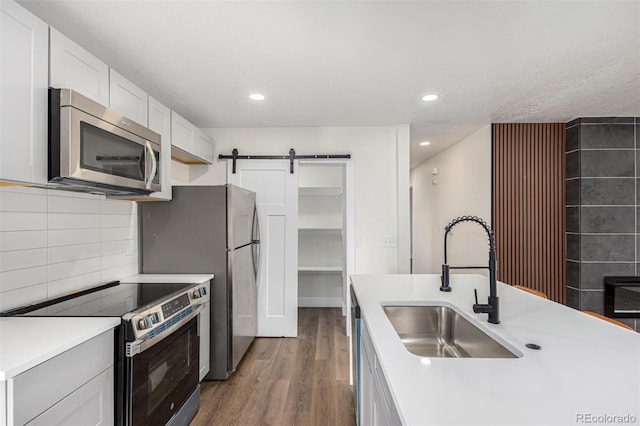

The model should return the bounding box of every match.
[49,27,109,106]
[171,111,194,154]
[0,0,48,184]
[171,111,213,164]
[109,69,148,126]
[193,128,214,164]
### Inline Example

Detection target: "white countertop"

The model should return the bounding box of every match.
[351,274,640,426]
[120,273,214,283]
[0,317,120,380]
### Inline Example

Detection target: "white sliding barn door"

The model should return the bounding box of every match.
[228,160,298,337]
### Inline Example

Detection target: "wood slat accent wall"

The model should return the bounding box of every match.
[492,123,566,303]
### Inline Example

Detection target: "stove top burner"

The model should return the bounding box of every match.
[0,281,198,317]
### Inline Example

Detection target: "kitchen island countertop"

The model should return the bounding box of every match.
[350,274,640,426]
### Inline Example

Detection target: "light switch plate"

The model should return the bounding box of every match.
[383,236,397,248]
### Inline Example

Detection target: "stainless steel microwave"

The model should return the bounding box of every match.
[48,88,161,195]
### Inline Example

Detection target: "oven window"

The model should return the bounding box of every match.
[147,332,192,415]
[80,122,145,181]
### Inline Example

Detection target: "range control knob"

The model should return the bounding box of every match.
[193,287,207,298]
[138,318,149,330]
[152,312,161,323]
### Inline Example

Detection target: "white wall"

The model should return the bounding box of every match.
[0,186,138,311]
[411,125,492,274]
[186,126,409,274]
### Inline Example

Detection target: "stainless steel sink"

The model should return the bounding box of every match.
[382,305,518,358]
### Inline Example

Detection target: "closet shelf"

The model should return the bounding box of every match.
[299,186,343,196]
[298,227,343,235]
[298,266,343,273]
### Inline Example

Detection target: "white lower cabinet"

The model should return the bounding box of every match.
[199,301,211,381]
[360,321,401,426]
[6,330,114,426]
[31,368,113,426]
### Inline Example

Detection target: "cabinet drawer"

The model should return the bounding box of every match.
[12,330,114,425]
[33,367,113,426]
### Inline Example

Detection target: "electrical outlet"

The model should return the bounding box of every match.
[382,236,397,248]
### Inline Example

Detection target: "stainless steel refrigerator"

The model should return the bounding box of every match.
[139,185,259,380]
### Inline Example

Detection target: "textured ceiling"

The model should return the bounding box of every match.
[18,1,640,168]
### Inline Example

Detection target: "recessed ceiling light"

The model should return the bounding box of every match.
[421,94,439,102]
[249,93,265,101]
[420,141,431,146]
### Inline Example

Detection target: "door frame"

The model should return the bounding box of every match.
[299,159,354,335]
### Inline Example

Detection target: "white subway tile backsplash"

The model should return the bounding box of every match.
[0,230,47,252]
[101,253,136,269]
[48,194,101,214]
[0,191,47,212]
[48,257,101,281]
[48,243,101,264]
[101,214,136,228]
[101,227,137,242]
[0,212,47,231]
[100,240,127,256]
[0,248,48,272]
[101,263,137,283]
[48,228,101,247]
[0,186,140,309]
[101,199,136,215]
[0,266,47,292]
[48,213,101,230]
[47,272,102,299]
[0,186,47,196]
[0,283,48,311]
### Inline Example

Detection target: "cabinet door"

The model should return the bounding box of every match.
[171,111,194,153]
[360,348,374,426]
[193,128,214,163]
[49,27,109,106]
[198,301,211,381]
[109,69,148,126]
[33,368,113,426]
[0,0,48,184]
[147,96,172,200]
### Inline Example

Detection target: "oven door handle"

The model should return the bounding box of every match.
[126,303,205,357]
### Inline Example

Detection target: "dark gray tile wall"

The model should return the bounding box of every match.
[565,118,638,324]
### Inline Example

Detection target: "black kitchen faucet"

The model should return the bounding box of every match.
[440,215,500,324]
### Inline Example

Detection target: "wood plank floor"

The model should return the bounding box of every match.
[191,308,356,426]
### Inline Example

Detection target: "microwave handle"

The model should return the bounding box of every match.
[145,141,157,190]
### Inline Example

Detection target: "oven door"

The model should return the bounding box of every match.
[57,105,161,193]
[126,317,199,426]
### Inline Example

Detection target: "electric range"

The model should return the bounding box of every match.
[0,280,210,426]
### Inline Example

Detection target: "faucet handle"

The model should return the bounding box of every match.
[474,288,479,305]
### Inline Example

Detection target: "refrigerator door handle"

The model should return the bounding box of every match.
[251,206,261,280]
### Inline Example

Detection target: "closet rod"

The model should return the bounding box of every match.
[219,148,351,173]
